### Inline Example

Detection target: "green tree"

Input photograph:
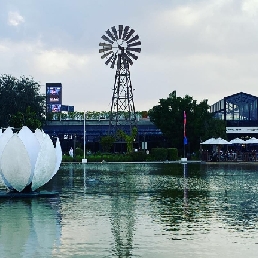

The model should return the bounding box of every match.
[100,135,116,152]
[0,74,45,129]
[9,106,42,130]
[148,92,226,154]
[116,127,138,153]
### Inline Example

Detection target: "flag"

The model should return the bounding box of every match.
[184,111,187,145]
[184,136,188,145]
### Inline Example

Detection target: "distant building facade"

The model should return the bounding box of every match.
[43,82,165,153]
[210,92,258,139]
[43,117,164,153]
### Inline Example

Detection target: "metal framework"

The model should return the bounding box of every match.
[109,59,136,134]
[99,25,141,135]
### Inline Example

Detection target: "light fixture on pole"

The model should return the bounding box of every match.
[82,110,87,163]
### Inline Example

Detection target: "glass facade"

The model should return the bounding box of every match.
[210,92,258,127]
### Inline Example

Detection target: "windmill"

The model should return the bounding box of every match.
[99,25,141,135]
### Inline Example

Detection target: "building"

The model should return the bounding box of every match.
[43,117,164,153]
[210,92,258,139]
[43,83,165,153]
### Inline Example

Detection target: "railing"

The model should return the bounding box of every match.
[202,152,258,162]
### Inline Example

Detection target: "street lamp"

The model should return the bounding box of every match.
[82,110,87,163]
[73,134,77,155]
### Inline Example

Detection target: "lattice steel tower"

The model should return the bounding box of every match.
[99,25,141,134]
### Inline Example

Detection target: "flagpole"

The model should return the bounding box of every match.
[184,111,186,159]
[184,141,185,158]
[83,110,85,159]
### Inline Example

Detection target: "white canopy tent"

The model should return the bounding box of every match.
[201,137,231,161]
[229,138,246,144]
[212,137,232,145]
[200,138,215,145]
[201,137,231,145]
[245,137,258,144]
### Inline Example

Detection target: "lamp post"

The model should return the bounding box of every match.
[82,110,87,163]
[73,134,76,156]
[143,132,146,152]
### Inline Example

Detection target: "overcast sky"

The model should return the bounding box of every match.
[1,0,258,112]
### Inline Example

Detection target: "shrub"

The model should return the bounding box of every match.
[100,135,115,152]
[167,148,178,161]
[151,148,167,161]
[62,154,74,162]
[130,151,147,161]
[87,154,103,162]
[75,147,83,157]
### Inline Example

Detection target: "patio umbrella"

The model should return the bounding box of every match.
[201,137,231,161]
[245,137,258,144]
[200,138,216,145]
[212,137,232,145]
[201,137,231,145]
[230,138,246,144]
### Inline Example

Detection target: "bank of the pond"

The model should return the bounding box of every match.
[62,160,202,164]
[61,160,258,165]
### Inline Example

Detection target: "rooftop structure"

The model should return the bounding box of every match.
[210,92,258,138]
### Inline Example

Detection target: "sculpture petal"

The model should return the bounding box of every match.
[0,127,14,189]
[0,134,31,192]
[34,128,44,142]
[18,126,40,185]
[32,134,57,190]
[0,127,62,192]
[52,137,62,178]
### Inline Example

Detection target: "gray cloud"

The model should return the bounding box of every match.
[0,0,258,111]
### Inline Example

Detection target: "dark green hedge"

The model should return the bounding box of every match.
[62,148,179,162]
[167,148,178,161]
[151,148,168,161]
[130,151,147,161]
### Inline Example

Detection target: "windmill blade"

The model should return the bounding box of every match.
[124,29,135,41]
[123,53,133,66]
[99,42,112,47]
[101,35,114,44]
[101,51,113,59]
[122,26,130,40]
[111,26,118,40]
[127,47,141,53]
[126,50,138,60]
[127,41,141,48]
[99,48,106,53]
[99,45,112,53]
[126,34,139,44]
[106,29,116,42]
[105,53,114,65]
[118,25,123,39]
[110,54,118,68]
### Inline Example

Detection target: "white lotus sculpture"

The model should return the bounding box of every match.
[0,126,62,192]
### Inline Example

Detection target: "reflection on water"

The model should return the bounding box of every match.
[0,198,61,258]
[1,163,258,257]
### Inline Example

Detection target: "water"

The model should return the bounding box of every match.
[1,163,258,258]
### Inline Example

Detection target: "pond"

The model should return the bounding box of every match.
[1,163,258,258]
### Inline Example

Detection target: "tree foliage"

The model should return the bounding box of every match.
[0,74,45,129]
[148,93,227,153]
[9,106,42,130]
[116,127,138,153]
[100,135,116,152]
